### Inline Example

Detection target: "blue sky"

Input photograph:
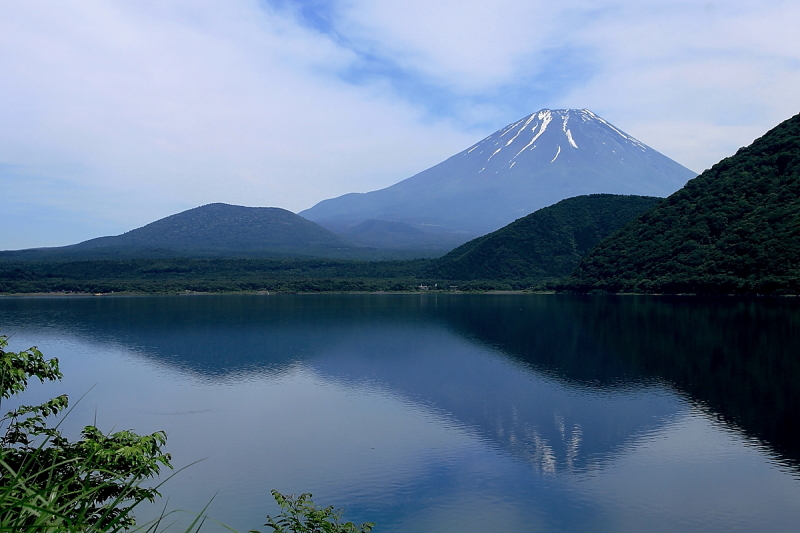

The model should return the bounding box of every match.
[2,0,799,249]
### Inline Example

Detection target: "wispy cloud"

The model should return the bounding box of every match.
[2,0,798,248]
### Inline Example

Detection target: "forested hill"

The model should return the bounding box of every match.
[1,204,358,260]
[563,111,800,294]
[429,194,662,281]
[76,203,346,250]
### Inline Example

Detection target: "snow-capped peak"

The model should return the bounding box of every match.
[300,107,696,237]
[462,108,653,168]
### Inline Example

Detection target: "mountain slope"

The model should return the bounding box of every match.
[301,109,695,237]
[340,219,470,251]
[2,203,354,260]
[430,194,661,281]
[73,203,345,250]
[564,112,800,294]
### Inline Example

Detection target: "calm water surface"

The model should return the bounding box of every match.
[1,294,799,532]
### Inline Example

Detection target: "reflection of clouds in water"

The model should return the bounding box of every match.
[567,408,800,533]
[1,295,685,478]
[2,295,800,533]
[143,408,213,416]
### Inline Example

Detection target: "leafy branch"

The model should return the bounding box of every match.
[253,490,374,533]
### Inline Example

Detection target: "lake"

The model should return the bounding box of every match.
[1,293,799,532]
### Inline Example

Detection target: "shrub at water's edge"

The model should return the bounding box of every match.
[0,335,373,532]
[252,490,374,533]
[0,335,172,530]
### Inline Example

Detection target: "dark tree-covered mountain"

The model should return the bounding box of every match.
[1,204,359,260]
[75,203,346,250]
[564,111,800,294]
[429,194,661,281]
[301,109,695,247]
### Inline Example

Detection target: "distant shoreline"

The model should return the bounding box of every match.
[2,290,794,298]
[0,290,531,297]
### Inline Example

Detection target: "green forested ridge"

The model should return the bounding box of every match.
[0,203,437,262]
[0,258,436,294]
[69,203,347,251]
[429,194,661,282]
[563,111,800,294]
[0,195,666,294]
[0,257,524,293]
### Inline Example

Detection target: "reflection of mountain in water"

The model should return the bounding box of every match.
[2,294,799,470]
[0,295,677,476]
[434,295,800,466]
[572,296,800,464]
[309,328,678,475]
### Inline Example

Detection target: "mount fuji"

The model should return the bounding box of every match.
[301,109,696,248]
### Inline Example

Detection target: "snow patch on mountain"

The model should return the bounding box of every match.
[515,111,553,158]
[505,114,536,146]
[566,130,578,149]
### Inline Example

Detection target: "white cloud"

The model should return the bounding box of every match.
[2,0,799,248]
[0,1,475,247]
[324,0,799,170]
[332,0,560,92]
[556,0,800,171]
